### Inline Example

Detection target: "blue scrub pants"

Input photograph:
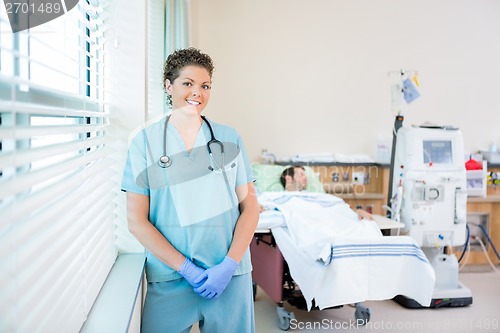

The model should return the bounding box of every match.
[141,273,255,333]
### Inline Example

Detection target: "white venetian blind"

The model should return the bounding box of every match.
[0,1,117,332]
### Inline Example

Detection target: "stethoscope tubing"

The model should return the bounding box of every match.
[158,114,225,171]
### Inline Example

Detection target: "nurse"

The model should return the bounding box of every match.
[122,48,259,332]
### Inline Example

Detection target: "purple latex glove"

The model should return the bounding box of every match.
[193,256,239,299]
[177,258,205,288]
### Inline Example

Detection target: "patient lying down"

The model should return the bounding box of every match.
[256,166,435,309]
[259,165,373,221]
[258,188,435,309]
[257,166,387,264]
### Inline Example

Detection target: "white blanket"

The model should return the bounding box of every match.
[258,192,436,310]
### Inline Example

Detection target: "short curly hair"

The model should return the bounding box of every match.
[163,48,214,105]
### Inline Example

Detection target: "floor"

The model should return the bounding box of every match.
[192,265,500,332]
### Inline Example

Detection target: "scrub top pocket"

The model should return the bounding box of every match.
[170,154,239,227]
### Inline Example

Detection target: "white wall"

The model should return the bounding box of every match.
[189,0,500,162]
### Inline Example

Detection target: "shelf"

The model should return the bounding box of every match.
[467,195,500,203]
[275,161,382,167]
[336,193,386,200]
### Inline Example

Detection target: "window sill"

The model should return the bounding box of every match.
[81,253,146,333]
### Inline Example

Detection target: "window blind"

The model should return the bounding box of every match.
[0,1,117,332]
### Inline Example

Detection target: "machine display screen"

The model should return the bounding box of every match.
[423,140,453,164]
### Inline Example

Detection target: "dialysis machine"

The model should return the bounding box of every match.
[390,124,473,308]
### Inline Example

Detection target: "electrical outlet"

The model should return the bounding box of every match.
[352,172,365,185]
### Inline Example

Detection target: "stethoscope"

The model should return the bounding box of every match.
[158,113,238,213]
[158,114,228,172]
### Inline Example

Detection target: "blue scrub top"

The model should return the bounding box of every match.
[121,116,255,282]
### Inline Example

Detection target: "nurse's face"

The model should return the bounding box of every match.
[165,65,212,114]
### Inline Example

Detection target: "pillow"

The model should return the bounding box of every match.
[251,163,324,194]
[252,164,286,193]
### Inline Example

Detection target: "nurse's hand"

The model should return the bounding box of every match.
[178,258,206,288]
[193,256,239,299]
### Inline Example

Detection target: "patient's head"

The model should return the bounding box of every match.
[280,166,308,191]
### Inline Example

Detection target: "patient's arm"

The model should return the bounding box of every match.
[355,209,373,220]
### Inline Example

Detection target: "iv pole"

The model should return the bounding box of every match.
[386,69,418,218]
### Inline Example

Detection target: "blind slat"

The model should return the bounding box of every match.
[15,201,85,278]
[0,136,108,168]
[0,100,108,118]
[0,123,108,140]
[42,279,86,333]
[5,52,106,89]
[0,157,116,221]
[16,192,114,313]
[20,249,86,332]
[17,220,84,300]
[0,76,108,108]
[86,214,115,272]
[0,146,111,199]
[86,185,115,214]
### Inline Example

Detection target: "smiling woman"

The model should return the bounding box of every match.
[166,65,212,114]
[122,47,260,333]
[163,47,214,109]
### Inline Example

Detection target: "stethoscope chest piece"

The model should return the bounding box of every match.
[158,155,172,168]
